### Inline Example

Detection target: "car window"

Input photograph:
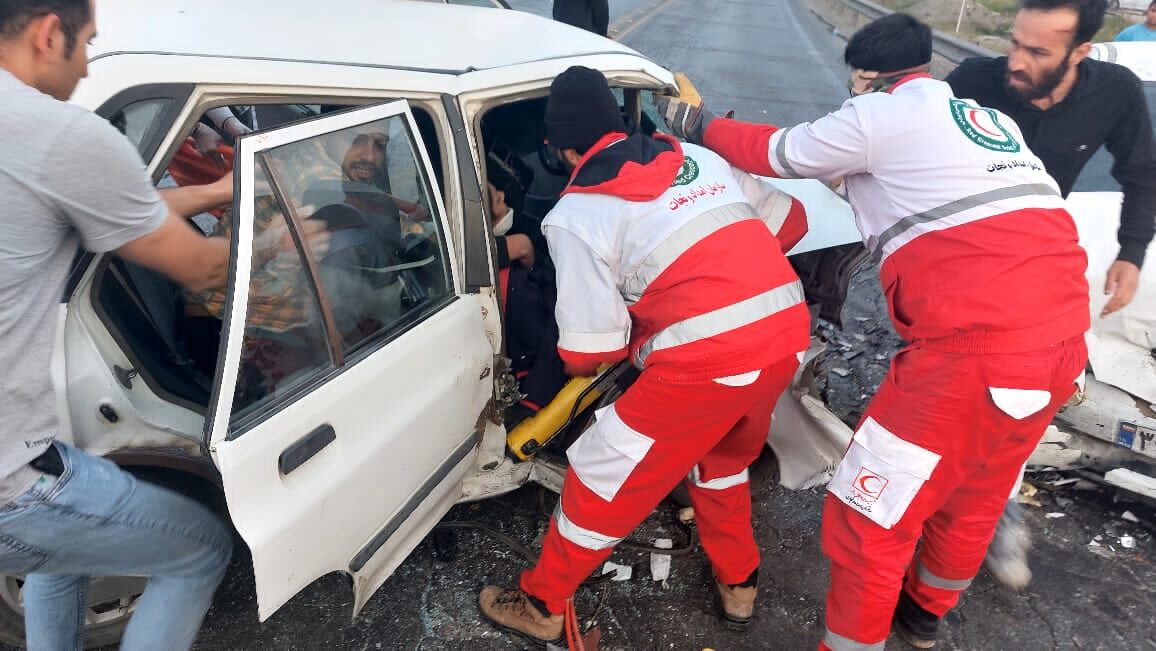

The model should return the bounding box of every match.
[107,99,170,155]
[229,164,333,421]
[260,114,452,359]
[611,88,666,137]
[1072,81,1156,193]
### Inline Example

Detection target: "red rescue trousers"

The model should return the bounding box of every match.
[819,336,1087,651]
[520,355,800,614]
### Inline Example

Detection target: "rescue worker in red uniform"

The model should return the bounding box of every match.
[478,66,812,645]
[656,14,1090,650]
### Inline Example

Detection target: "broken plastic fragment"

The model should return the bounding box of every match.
[651,539,673,582]
[1122,510,1140,523]
[1121,535,1136,549]
[1045,512,1066,519]
[600,561,632,582]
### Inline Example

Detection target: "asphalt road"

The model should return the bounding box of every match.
[73,1,1156,650]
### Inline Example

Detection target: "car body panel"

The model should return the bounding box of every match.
[208,101,494,619]
[87,0,633,75]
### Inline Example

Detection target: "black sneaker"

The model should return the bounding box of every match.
[893,590,940,649]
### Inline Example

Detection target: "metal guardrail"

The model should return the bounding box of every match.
[835,0,1001,64]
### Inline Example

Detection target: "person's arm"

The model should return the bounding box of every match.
[702,101,871,182]
[157,170,233,218]
[116,218,230,292]
[543,224,629,376]
[495,234,535,269]
[46,112,230,293]
[1101,72,1156,315]
[733,169,808,253]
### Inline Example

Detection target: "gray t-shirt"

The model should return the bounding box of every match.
[0,70,167,502]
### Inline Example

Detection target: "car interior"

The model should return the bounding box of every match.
[93,101,448,416]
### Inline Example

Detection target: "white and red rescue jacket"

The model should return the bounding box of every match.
[543,132,811,381]
[704,75,1090,353]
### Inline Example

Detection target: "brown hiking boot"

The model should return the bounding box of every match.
[478,585,564,644]
[714,569,758,626]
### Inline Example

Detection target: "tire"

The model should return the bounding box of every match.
[0,468,223,649]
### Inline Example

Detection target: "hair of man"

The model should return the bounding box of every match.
[1018,0,1108,46]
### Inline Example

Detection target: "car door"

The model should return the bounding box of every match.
[206,100,494,620]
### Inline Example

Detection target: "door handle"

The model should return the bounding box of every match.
[278,424,336,475]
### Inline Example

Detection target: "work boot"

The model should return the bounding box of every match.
[478,585,563,644]
[984,500,1032,589]
[893,590,940,649]
[714,569,758,627]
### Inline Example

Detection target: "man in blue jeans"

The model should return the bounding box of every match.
[0,1,234,649]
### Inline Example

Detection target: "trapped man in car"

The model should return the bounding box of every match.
[479,66,812,645]
[485,145,568,425]
[657,14,1091,650]
[0,1,235,649]
[946,0,1156,590]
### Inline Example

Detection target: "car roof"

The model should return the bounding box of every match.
[90,0,638,74]
[1089,42,1156,82]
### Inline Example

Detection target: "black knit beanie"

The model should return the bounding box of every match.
[843,14,932,73]
[545,66,626,152]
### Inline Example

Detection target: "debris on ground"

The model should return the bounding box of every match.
[1016,481,1042,507]
[1123,510,1140,523]
[601,562,632,582]
[1046,512,1066,519]
[651,539,674,582]
[678,506,696,524]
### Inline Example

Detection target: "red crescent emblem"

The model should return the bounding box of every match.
[966,109,1003,138]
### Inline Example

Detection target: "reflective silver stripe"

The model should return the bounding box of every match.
[871,183,1059,255]
[689,465,750,490]
[773,125,800,178]
[637,280,805,364]
[554,505,623,551]
[917,562,972,591]
[824,630,886,651]
[622,202,759,303]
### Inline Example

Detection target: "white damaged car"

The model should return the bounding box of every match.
[0,0,864,645]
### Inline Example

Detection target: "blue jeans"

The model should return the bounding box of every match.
[0,442,232,650]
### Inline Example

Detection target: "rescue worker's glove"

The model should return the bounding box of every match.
[653,94,716,146]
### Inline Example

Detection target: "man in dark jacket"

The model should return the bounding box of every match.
[946,0,1156,593]
[486,147,567,425]
[553,0,609,36]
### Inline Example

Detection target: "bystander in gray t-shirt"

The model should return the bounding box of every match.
[0,69,167,502]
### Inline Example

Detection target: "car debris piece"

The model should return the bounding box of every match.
[651,539,673,582]
[1122,510,1140,523]
[678,506,696,524]
[1046,512,1066,519]
[1121,534,1136,549]
[1016,481,1042,507]
[1105,468,1156,500]
[832,367,852,377]
[600,562,632,582]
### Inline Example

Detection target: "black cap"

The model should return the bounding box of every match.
[843,14,932,73]
[545,66,626,152]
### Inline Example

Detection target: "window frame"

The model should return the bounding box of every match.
[220,100,461,438]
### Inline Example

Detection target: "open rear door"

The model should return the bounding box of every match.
[205,101,493,619]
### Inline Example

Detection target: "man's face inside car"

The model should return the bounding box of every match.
[341,132,388,183]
